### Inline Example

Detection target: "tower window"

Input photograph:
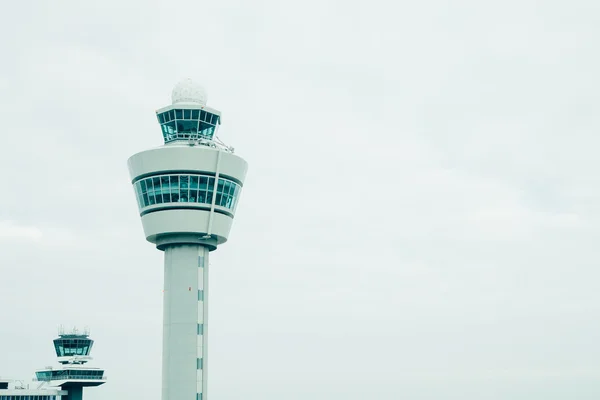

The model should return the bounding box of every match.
[134,174,241,212]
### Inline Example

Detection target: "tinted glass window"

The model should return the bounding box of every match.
[176,120,199,135]
[133,175,240,211]
[199,126,214,139]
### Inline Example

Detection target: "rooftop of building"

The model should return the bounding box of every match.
[0,389,67,395]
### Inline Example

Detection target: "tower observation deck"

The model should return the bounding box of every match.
[127,79,248,400]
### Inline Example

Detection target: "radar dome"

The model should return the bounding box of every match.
[171,78,208,106]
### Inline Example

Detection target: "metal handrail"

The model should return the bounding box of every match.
[34,375,107,381]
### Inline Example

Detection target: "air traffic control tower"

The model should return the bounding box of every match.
[35,328,106,400]
[127,79,248,400]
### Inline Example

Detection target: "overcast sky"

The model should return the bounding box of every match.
[1,0,600,399]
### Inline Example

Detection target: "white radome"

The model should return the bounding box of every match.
[171,78,208,106]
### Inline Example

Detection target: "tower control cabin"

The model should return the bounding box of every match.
[127,79,248,400]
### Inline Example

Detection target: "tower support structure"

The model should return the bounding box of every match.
[128,79,248,400]
[161,243,210,399]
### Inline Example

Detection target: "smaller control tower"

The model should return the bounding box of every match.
[35,328,106,400]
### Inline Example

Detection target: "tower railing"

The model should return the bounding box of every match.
[34,375,107,382]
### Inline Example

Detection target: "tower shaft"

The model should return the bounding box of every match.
[62,385,83,400]
[163,244,209,400]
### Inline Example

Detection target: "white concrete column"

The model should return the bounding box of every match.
[199,246,209,399]
[162,244,209,400]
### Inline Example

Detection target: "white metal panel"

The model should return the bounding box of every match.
[196,339,203,357]
[140,209,234,245]
[128,146,247,186]
[196,370,203,392]
[197,301,204,323]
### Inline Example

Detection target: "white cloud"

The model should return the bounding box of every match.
[0,221,43,242]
